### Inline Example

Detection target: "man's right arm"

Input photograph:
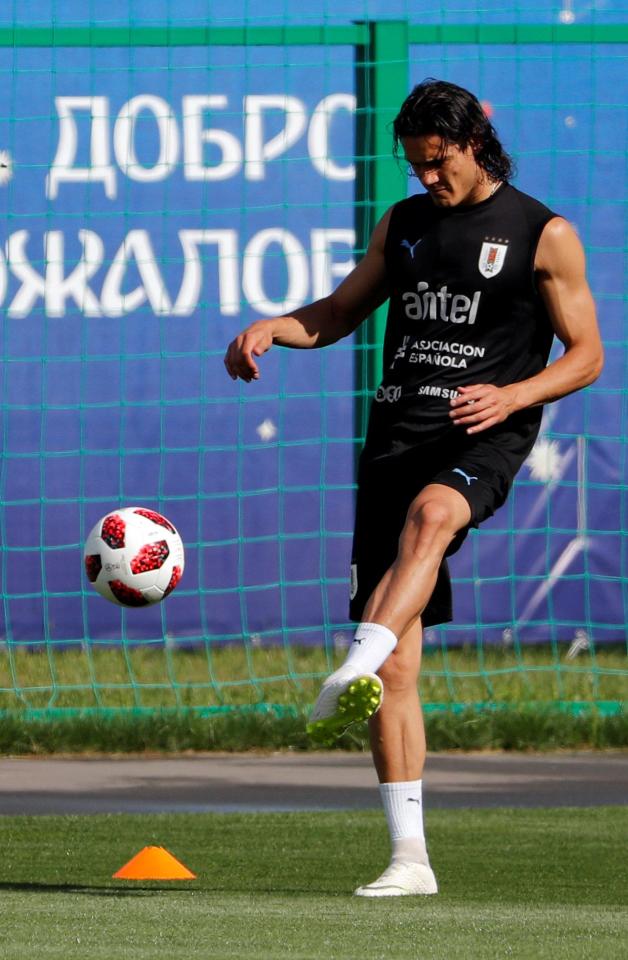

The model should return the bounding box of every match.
[224,209,392,382]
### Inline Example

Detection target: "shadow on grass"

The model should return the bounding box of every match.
[0,879,349,898]
[0,880,198,895]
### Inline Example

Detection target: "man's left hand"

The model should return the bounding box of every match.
[449,383,519,434]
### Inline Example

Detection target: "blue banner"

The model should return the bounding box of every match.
[0,21,625,648]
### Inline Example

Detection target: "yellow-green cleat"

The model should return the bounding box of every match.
[307,667,383,743]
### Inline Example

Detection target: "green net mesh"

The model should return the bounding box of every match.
[0,14,626,719]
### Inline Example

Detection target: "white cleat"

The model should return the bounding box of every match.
[306,666,383,743]
[354,861,438,898]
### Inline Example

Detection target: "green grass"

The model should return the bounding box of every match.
[2,643,626,712]
[1,644,626,753]
[2,703,628,754]
[1,808,627,959]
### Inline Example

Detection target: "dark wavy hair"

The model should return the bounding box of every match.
[393,79,515,182]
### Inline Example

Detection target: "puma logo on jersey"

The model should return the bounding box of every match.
[401,238,422,259]
[452,468,478,486]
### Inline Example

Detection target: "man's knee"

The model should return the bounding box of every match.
[412,498,455,532]
[378,647,420,694]
[400,497,463,557]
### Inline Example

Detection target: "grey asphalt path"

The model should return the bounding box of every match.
[0,751,626,815]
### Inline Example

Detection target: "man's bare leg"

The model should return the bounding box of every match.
[308,483,471,741]
[369,618,424,783]
[309,484,471,893]
[354,619,434,896]
[361,483,471,641]
[353,489,470,893]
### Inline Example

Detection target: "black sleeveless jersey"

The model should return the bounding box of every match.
[362,183,558,466]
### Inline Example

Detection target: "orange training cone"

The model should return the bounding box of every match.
[113,845,196,880]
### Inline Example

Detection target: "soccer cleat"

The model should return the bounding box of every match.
[306,666,383,743]
[354,861,438,898]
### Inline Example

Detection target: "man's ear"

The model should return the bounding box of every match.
[468,138,482,160]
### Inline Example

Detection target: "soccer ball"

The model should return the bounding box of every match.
[84,507,185,607]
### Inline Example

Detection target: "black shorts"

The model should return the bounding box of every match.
[349,434,518,628]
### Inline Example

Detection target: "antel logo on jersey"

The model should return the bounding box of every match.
[402,282,481,325]
[478,238,509,278]
[375,384,402,403]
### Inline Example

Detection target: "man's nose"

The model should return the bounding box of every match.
[422,169,440,186]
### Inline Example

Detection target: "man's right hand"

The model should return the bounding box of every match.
[223,207,391,383]
[224,320,274,382]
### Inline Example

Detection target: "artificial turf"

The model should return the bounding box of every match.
[1,808,626,960]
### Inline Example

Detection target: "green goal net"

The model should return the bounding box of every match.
[0,16,626,727]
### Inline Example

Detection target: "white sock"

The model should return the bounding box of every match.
[379,780,429,865]
[343,622,398,675]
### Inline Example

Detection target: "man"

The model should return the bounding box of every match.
[224,80,603,897]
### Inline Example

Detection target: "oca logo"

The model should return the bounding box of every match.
[375,384,402,403]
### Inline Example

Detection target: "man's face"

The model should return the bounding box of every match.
[402,134,485,207]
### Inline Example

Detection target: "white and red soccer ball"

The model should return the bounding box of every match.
[84,507,184,607]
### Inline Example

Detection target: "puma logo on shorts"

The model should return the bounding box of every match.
[452,467,478,486]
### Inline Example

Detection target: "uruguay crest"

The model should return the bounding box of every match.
[478,240,508,278]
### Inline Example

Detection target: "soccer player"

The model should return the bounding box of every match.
[224,80,603,897]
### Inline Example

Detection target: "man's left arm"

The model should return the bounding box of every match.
[450,217,604,434]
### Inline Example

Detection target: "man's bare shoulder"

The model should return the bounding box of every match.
[536,217,583,273]
[538,216,573,242]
